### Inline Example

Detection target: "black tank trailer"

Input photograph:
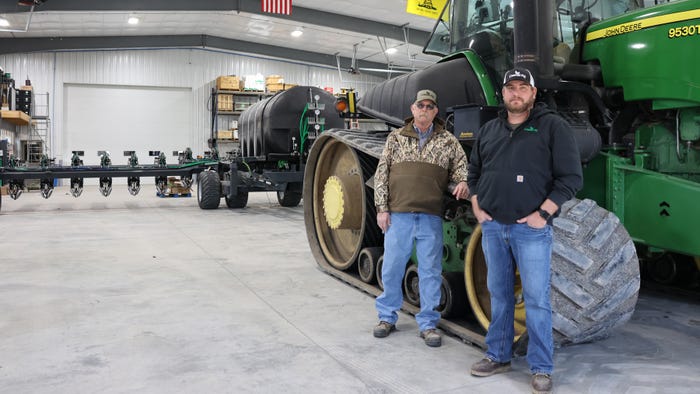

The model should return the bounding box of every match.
[197,86,344,209]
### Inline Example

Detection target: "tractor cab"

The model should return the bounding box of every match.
[423,0,648,89]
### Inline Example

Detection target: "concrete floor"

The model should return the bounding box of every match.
[0,185,698,394]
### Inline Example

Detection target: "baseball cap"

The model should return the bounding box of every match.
[414,89,437,105]
[503,68,535,87]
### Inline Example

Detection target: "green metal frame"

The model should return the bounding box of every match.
[581,150,700,256]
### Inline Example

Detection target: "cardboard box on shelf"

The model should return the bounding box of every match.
[1,185,8,195]
[265,75,285,85]
[217,130,234,140]
[216,94,234,111]
[216,76,242,91]
[266,83,297,93]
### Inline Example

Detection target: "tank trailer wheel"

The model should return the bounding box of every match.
[277,183,302,207]
[225,190,248,209]
[197,170,221,210]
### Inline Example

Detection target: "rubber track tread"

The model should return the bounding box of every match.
[551,198,640,345]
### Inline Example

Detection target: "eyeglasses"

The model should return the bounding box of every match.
[415,103,436,110]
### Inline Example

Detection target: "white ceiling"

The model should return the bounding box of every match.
[0,0,443,71]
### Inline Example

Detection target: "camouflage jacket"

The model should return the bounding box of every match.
[374,117,468,213]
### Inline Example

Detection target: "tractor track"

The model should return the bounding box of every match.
[303,129,488,348]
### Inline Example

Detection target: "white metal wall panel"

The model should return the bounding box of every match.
[0,48,384,163]
[64,83,192,185]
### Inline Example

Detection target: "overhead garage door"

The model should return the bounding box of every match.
[63,84,192,185]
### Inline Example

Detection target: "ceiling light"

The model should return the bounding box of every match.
[385,47,398,55]
[291,28,303,37]
[0,18,9,27]
[127,16,139,25]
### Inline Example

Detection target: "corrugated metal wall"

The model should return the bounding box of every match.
[0,48,385,162]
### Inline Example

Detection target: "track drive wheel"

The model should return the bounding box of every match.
[465,224,527,340]
[197,170,221,209]
[305,137,368,270]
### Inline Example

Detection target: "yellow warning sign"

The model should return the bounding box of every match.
[406,0,447,19]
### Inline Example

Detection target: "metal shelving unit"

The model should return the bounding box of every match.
[209,88,271,156]
[31,92,51,161]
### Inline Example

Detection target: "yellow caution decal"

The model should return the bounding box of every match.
[406,0,448,19]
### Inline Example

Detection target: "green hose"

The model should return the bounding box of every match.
[298,103,326,155]
[299,103,309,155]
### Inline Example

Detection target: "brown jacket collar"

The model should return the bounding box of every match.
[399,117,446,138]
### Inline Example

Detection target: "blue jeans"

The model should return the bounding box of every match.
[480,220,554,375]
[376,212,443,331]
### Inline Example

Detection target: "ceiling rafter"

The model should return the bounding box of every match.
[0,0,431,46]
[0,34,395,77]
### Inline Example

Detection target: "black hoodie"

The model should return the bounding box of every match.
[467,102,583,224]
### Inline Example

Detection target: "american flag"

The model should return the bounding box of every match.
[262,0,292,15]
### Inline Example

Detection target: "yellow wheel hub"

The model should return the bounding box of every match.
[323,176,345,229]
[321,174,362,230]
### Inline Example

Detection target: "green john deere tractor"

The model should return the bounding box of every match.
[303,0,700,347]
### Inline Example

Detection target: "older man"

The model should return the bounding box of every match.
[372,89,469,347]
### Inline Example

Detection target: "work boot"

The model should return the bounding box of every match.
[373,321,395,338]
[531,373,553,394]
[420,328,442,347]
[470,358,511,377]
